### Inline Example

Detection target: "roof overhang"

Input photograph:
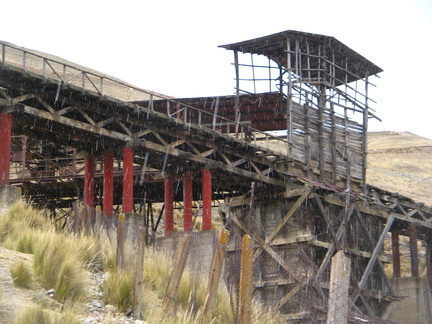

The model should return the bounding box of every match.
[219,30,383,84]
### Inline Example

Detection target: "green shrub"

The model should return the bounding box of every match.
[10,261,33,288]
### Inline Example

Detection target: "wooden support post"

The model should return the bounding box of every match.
[408,225,419,277]
[426,240,432,290]
[318,85,326,181]
[72,201,82,235]
[391,229,401,278]
[327,250,351,324]
[116,213,126,270]
[84,155,95,208]
[202,229,229,323]
[238,234,253,324]
[133,227,145,319]
[164,176,174,236]
[362,75,369,193]
[162,234,192,310]
[234,50,240,137]
[103,152,114,217]
[0,113,12,185]
[183,173,193,233]
[202,169,212,230]
[123,147,134,213]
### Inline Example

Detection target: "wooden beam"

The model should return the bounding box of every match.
[313,194,341,249]
[19,104,131,141]
[141,140,285,187]
[266,187,311,244]
[274,281,306,312]
[358,216,394,289]
[354,209,395,294]
[315,204,354,279]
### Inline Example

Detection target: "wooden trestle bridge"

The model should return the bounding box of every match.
[1,31,432,322]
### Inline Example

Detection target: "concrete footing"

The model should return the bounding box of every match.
[389,277,432,324]
[0,185,21,215]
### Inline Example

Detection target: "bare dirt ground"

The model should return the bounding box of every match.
[0,247,39,323]
[367,131,432,206]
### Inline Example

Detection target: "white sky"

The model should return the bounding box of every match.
[2,0,432,139]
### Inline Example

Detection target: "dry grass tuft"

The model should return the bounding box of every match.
[16,304,79,324]
[102,269,134,313]
[10,261,33,288]
[33,231,89,302]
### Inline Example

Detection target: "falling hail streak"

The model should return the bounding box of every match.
[161,144,171,178]
[139,152,149,185]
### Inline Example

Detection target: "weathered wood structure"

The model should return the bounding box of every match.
[0,31,431,322]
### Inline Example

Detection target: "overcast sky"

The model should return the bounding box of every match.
[2,0,432,139]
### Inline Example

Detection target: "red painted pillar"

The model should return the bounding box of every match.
[164,176,174,236]
[183,173,193,233]
[0,114,12,185]
[391,229,401,278]
[84,155,95,208]
[103,152,114,216]
[123,147,134,213]
[202,169,212,230]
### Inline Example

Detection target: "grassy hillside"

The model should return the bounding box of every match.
[367,131,432,206]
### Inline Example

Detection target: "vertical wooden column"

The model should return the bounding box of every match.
[234,50,240,137]
[391,229,401,278]
[183,173,193,233]
[103,152,114,216]
[164,176,174,236]
[122,147,134,213]
[238,234,254,324]
[202,169,212,231]
[408,225,419,277]
[0,113,12,185]
[426,240,432,290]
[84,155,95,208]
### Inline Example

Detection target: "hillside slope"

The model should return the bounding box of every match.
[367,131,432,206]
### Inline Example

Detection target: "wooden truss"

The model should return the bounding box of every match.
[0,61,294,191]
[224,182,432,321]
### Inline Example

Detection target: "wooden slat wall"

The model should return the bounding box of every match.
[291,102,364,181]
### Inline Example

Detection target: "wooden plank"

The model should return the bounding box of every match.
[254,278,294,288]
[133,227,145,319]
[162,234,192,310]
[202,229,229,322]
[116,213,126,270]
